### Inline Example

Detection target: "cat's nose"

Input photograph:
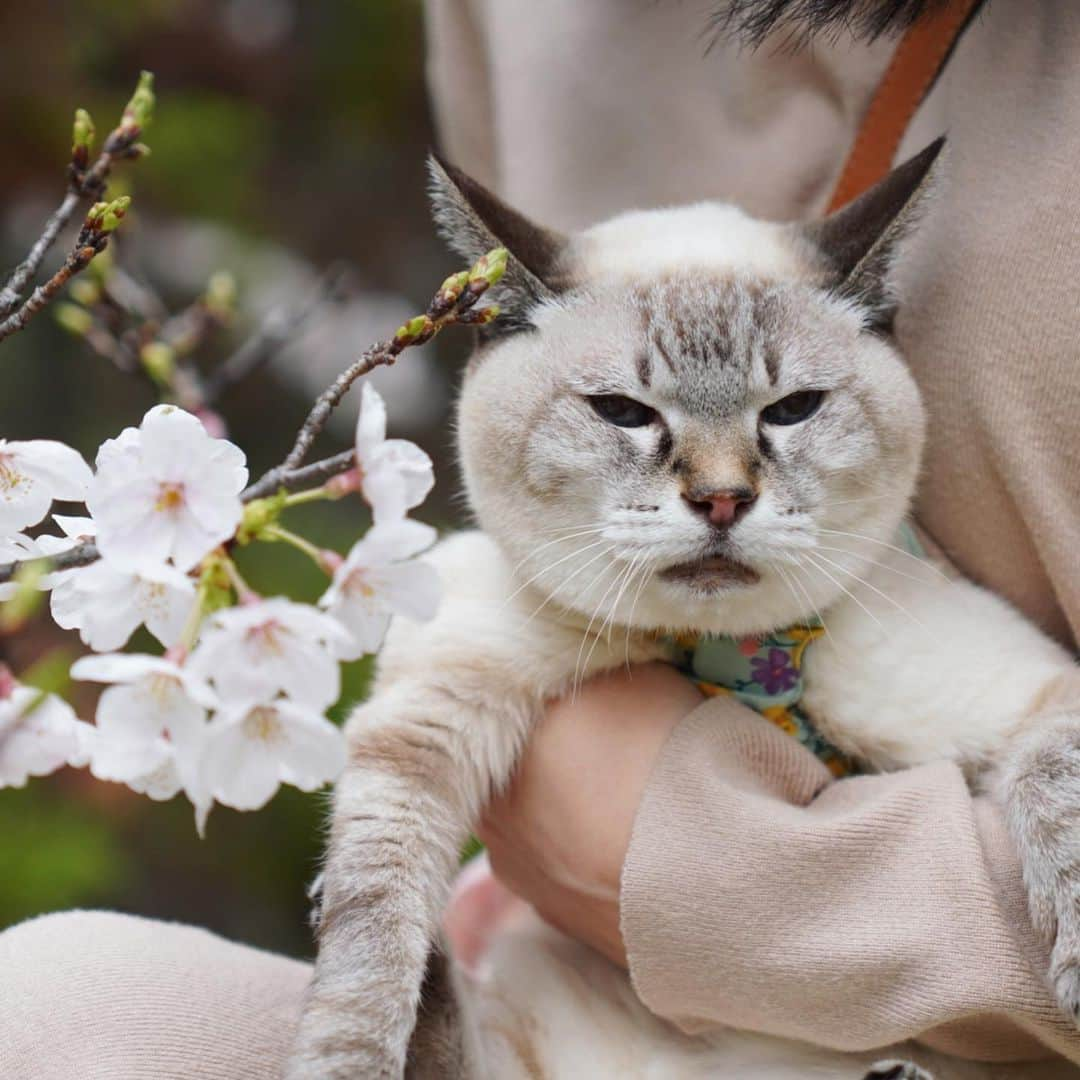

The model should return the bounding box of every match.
[682,486,757,528]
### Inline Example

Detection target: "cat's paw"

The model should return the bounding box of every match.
[999,712,1080,1025]
[1050,925,1080,1023]
[862,1061,934,1080]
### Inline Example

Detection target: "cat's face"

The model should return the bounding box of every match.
[438,143,940,635]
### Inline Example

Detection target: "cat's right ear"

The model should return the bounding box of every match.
[427,153,569,336]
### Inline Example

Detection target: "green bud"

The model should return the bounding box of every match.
[393,313,435,348]
[140,341,175,386]
[102,195,131,233]
[54,302,94,337]
[197,555,235,615]
[121,70,155,133]
[204,271,237,318]
[71,108,95,168]
[69,279,100,306]
[0,562,48,633]
[235,492,287,545]
[468,247,508,288]
[460,303,500,326]
[440,270,469,301]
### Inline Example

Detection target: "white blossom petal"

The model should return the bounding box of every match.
[0,687,91,788]
[201,701,345,812]
[189,598,348,709]
[87,406,247,572]
[0,439,93,535]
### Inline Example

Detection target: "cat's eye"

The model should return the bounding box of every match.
[587,394,658,428]
[760,390,825,427]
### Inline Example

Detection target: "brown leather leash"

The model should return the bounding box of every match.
[827,0,984,211]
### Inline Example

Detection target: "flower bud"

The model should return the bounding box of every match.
[140,341,175,386]
[69,279,101,307]
[121,70,155,135]
[468,247,508,289]
[428,270,470,318]
[204,271,237,320]
[458,303,500,326]
[71,108,95,169]
[326,467,362,499]
[54,302,94,337]
[236,493,287,545]
[392,313,435,349]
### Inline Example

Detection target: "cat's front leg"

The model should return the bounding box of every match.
[285,678,537,1079]
[998,685,1080,1023]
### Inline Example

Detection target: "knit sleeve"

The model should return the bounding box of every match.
[620,695,1080,1063]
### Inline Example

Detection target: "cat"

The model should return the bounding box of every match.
[285,138,1080,1078]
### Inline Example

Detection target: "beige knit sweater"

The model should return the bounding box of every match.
[426,0,1080,1062]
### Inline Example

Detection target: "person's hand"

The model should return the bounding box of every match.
[476,662,703,967]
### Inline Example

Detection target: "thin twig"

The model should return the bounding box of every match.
[241,448,355,502]
[0,191,82,318]
[281,340,398,470]
[202,263,349,404]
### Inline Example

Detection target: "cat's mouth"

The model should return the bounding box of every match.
[660,553,760,592]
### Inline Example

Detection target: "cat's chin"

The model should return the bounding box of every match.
[659,553,761,593]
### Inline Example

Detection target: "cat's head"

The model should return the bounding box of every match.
[432,142,941,636]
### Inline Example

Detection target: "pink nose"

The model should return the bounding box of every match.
[683,487,757,528]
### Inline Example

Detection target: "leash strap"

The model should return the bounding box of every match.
[827,0,984,212]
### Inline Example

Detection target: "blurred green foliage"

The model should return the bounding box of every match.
[0,0,467,959]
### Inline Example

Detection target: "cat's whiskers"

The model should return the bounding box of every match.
[506,537,612,605]
[812,543,941,588]
[796,553,885,633]
[775,561,835,647]
[512,526,609,575]
[809,550,938,643]
[572,560,638,696]
[817,527,949,580]
[624,560,655,671]
[521,544,616,627]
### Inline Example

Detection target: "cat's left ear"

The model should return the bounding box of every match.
[805,136,946,332]
[427,152,570,336]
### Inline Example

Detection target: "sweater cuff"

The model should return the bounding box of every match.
[619,696,1077,1062]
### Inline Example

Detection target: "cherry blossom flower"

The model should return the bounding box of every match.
[86,405,248,572]
[70,653,215,805]
[0,684,92,789]
[50,557,196,652]
[200,698,346,813]
[187,598,351,710]
[354,383,434,522]
[319,518,440,660]
[0,439,93,537]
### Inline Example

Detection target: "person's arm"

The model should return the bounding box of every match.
[479,664,1080,1063]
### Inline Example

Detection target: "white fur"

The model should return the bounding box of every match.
[574,203,809,285]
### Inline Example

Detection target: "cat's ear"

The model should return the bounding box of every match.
[806,136,945,332]
[427,152,569,335]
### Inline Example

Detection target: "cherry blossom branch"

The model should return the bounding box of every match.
[241,449,356,502]
[269,248,506,478]
[0,198,133,343]
[0,73,154,330]
[202,264,349,404]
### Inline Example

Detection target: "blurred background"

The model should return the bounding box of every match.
[0,0,468,958]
